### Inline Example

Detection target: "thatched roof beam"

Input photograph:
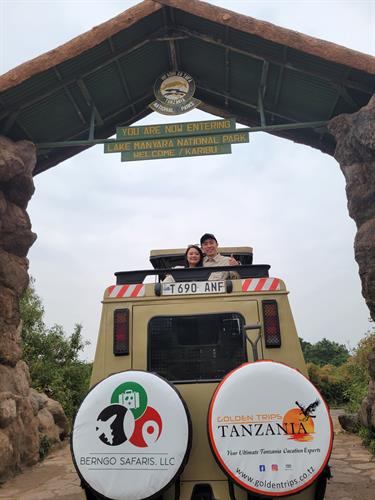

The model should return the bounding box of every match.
[108,37,136,117]
[272,54,286,112]
[162,6,179,70]
[338,86,359,110]
[38,91,154,149]
[36,99,153,174]
[54,68,87,125]
[258,61,269,126]
[1,110,20,136]
[0,31,167,124]
[77,79,104,126]
[197,85,307,125]
[173,25,374,95]
[154,0,375,75]
[0,1,162,92]
[224,48,230,109]
[199,101,333,155]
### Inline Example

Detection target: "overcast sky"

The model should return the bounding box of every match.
[1,0,374,361]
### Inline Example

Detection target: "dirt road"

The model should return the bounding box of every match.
[0,410,374,499]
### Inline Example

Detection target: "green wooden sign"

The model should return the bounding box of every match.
[104,132,248,153]
[121,144,232,161]
[116,118,236,140]
[105,118,249,162]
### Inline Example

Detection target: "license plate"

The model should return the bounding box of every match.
[162,281,226,295]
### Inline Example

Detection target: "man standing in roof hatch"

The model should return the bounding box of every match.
[200,233,240,280]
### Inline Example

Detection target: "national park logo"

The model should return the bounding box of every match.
[96,381,162,447]
[149,70,201,115]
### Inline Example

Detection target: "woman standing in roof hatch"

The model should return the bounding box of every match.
[184,244,204,268]
[163,244,204,283]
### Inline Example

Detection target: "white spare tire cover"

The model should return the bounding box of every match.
[72,371,191,500]
[208,361,333,497]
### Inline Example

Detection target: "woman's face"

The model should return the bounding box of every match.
[186,247,201,267]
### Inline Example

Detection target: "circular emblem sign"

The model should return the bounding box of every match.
[149,70,201,115]
[208,361,333,497]
[72,371,191,500]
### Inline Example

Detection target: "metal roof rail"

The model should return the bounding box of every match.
[115,264,270,284]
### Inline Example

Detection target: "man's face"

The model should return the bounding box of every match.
[202,238,219,258]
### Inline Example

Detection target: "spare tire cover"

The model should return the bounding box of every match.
[208,361,333,497]
[72,370,191,500]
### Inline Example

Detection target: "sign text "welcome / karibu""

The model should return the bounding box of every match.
[103,119,249,162]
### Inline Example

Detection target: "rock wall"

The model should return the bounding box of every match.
[0,136,69,483]
[328,96,375,433]
[359,350,375,432]
[328,96,375,321]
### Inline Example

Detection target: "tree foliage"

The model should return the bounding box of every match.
[300,327,375,410]
[300,337,350,367]
[307,362,349,406]
[20,279,92,421]
[342,329,375,412]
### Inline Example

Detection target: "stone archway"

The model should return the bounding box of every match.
[0,97,374,480]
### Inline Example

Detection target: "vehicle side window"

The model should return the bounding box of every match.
[148,313,246,382]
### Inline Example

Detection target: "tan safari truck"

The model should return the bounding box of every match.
[72,247,332,500]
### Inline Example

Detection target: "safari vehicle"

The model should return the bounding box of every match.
[72,247,332,500]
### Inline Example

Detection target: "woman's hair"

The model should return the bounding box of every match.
[184,245,204,268]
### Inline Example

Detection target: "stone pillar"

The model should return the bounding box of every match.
[328,96,375,322]
[0,136,39,480]
[359,350,375,432]
[328,96,375,432]
[0,137,68,482]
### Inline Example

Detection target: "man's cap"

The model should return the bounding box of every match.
[200,233,217,245]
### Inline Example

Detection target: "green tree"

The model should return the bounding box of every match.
[307,362,349,406]
[299,337,312,360]
[20,279,92,421]
[301,326,375,410]
[300,337,349,367]
[343,327,375,412]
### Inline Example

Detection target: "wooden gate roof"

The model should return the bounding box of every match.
[1,0,374,174]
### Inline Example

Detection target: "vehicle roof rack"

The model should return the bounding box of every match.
[149,247,253,269]
[115,264,270,285]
